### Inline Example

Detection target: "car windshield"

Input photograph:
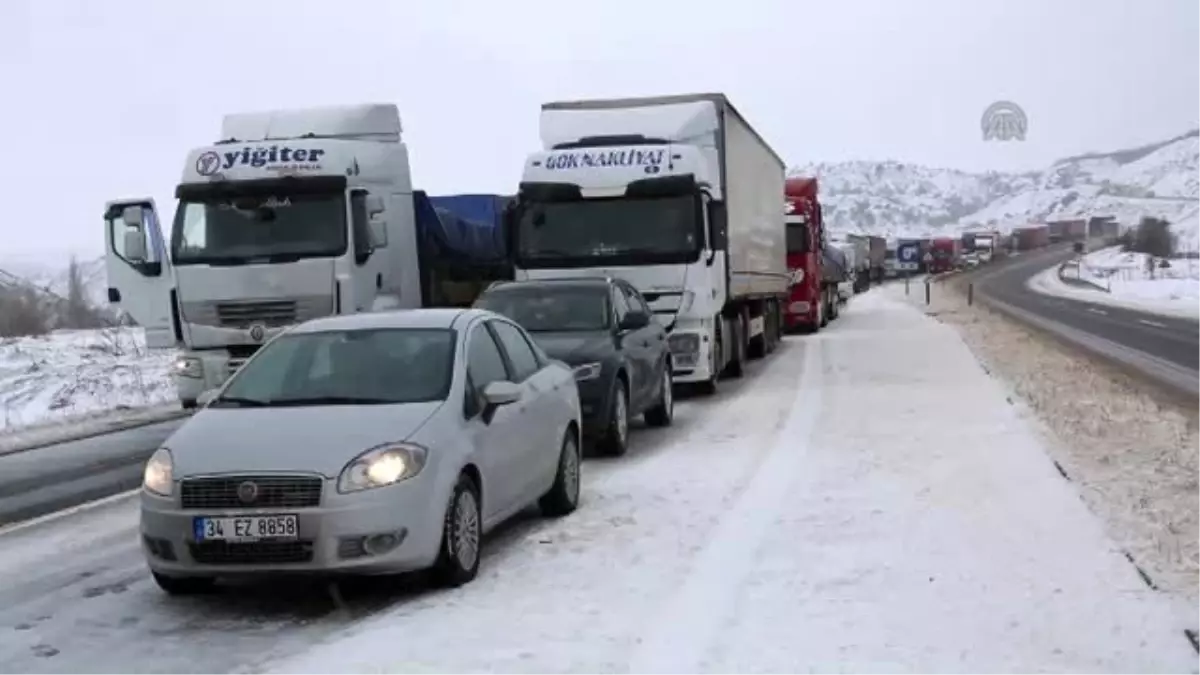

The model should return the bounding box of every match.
[213,328,455,407]
[171,192,347,265]
[477,286,611,332]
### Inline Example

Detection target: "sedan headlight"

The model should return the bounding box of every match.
[172,357,203,379]
[572,362,603,382]
[337,443,428,494]
[143,447,173,496]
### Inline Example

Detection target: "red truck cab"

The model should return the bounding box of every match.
[783,177,827,332]
[928,237,959,274]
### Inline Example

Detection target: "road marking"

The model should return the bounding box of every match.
[0,489,139,538]
[628,339,825,674]
[1138,318,1168,329]
[1087,307,1108,316]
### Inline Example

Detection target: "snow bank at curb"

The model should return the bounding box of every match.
[1027,264,1200,319]
[0,327,178,439]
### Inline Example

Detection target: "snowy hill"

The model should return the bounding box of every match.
[793,129,1200,249]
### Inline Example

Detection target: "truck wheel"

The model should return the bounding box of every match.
[746,306,765,360]
[829,290,841,320]
[764,302,779,354]
[819,290,830,327]
[724,315,746,379]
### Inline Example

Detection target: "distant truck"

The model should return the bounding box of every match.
[826,244,853,304]
[103,104,513,408]
[928,237,961,274]
[1013,225,1050,250]
[843,234,877,293]
[509,93,789,394]
[783,177,835,333]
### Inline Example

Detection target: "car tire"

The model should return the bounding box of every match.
[181,399,198,410]
[152,571,215,595]
[644,365,674,428]
[539,430,581,517]
[431,474,482,588]
[597,381,630,457]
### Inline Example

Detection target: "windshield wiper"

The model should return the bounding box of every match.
[209,396,270,408]
[266,396,396,407]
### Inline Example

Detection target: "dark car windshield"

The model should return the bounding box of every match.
[516,195,700,262]
[477,286,611,332]
[213,328,455,407]
[786,222,811,254]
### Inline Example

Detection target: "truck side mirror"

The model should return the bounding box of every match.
[121,205,144,229]
[368,218,388,248]
[124,228,148,262]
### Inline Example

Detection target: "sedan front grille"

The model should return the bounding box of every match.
[180,475,323,510]
[216,300,297,328]
[189,540,314,565]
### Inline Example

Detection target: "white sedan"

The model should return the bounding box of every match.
[140,308,582,594]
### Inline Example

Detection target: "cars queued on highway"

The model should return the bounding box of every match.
[140,279,684,594]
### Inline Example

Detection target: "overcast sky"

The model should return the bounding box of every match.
[0,0,1196,262]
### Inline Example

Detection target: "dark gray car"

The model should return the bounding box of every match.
[474,277,674,456]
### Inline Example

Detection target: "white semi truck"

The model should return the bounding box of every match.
[103,104,511,407]
[509,93,789,394]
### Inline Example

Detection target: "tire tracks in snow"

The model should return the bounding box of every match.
[628,337,826,673]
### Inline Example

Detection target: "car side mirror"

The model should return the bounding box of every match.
[619,311,651,331]
[480,380,521,423]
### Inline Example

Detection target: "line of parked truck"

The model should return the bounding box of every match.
[104,93,883,412]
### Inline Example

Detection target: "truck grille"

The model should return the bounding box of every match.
[180,475,324,510]
[216,300,297,328]
[189,540,314,565]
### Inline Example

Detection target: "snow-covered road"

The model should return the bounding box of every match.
[0,291,1193,673]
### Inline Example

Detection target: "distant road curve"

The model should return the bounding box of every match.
[965,245,1199,401]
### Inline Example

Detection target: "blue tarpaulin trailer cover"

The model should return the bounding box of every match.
[413,191,511,264]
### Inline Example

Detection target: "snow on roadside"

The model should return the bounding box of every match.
[267,291,1193,674]
[706,292,1192,672]
[0,327,177,434]
[1029,260,1200,319]
[896,276,1198,607]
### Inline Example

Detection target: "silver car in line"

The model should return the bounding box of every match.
[140,308,583,594]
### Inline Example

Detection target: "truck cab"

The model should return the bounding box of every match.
[509,94,787,393]
[103,104,425,406]
[783,177,829,332]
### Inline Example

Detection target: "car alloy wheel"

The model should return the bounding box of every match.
[539,430,581,517]
[452,489,481,571]
[614,388,628,446]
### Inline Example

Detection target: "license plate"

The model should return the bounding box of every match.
[193,515,298,542]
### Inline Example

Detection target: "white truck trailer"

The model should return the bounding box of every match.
[103,104,511,407]
[509,93,789,394]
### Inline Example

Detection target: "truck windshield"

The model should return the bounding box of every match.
[171,193,347,265]
[516,195,700,266]
[786,223,811,254]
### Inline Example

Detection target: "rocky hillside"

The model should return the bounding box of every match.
[794,129,1200,250]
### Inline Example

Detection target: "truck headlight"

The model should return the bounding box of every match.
[668,333,701,356]
[173,356,203,379]
[143,447,174,497]
[338,443,428,493]
[573,362,603,382]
